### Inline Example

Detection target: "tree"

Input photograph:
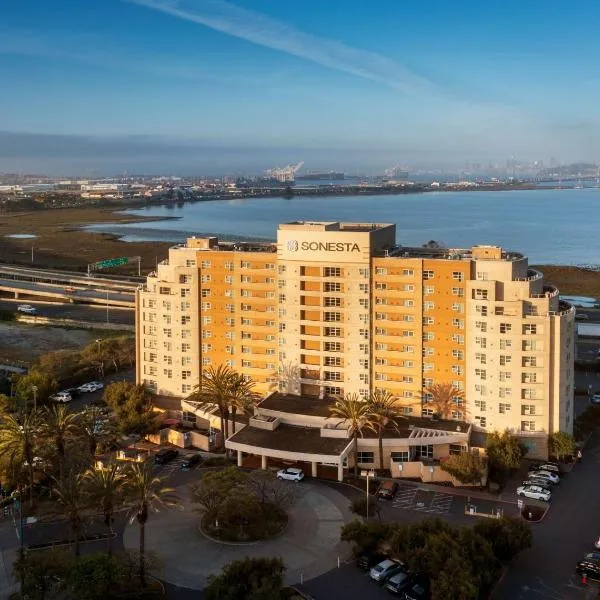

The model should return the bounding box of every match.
[228,372,259,437]
[42,404,79,483]
[83,465,125,555]
[0,410,42,506]
[66,553,127,600]
[473,517,532,564]
[440,451,486,486]
[329,393,374,476]
[14,371,58,409]
[246,470,296,513]
[13,548,71,600]
[0,393,15,414]
[367,390,403,471]
[548,431,576,461]
[76,406,117,459]
[341,520,394,555]
[486,430,527,473]
[423,382,464,420]
[190,466,247,515]
[53,471,88,557]
[189,365,237,450]
[103,382,158,435]
[124,462,180,588]
[204,557,286,600]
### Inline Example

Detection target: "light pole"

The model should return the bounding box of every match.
[31,385,38,411]
[106,291,109,324]
[362,469,375,520]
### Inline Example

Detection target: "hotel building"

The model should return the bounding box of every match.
[136,221,575,472]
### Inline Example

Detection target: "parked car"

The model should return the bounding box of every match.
[63,387,81,398]
[531,462,561,475]
[181,454,202,471]
[591,393,600,405]
[516,485,551,502]
[377,481,399,499]
[521,479,552,491]
[369,559,405,582]
[154,448,179,465]
[403,575,431,600]
[575,313,590,320]
[357,551,388,571]
[277,467,304,482]
[384,570,412,594]
[576,556,600,580]
[527,469,559,484]
[78,381,104,393]
[51,391,72,403]
[17,304,36,314]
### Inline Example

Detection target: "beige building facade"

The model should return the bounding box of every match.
[136,221,575,459]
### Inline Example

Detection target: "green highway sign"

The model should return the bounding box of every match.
[95,257,129,269]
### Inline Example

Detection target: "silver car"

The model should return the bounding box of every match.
[369,559,404,582]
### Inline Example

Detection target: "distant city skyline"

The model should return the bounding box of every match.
[2,0,600,174]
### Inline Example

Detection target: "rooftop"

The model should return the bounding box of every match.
[279,221,394,233]
[227,423,351,457]
[259,393,336,417]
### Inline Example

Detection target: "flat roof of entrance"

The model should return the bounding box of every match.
[259,393,336,417]
[227,423,350,456]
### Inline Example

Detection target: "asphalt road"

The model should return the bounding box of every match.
[0,298,134,325]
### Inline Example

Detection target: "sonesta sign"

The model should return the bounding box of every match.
[287,240,361,252]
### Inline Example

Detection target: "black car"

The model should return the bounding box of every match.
[154,448,179,465]
[357,551,388,570]
[181,453,202,471]
[403,575,430,600]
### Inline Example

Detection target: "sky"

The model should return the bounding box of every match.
[2,0,600,175]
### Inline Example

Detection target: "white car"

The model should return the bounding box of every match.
[276,467,304,482]
[51,391,72,403]
[592,393,600,405]
[517,485,551,502]
[17,304,36,314]
[527,469,559,484]
[78,381,104,393]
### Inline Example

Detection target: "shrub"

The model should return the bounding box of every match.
[350,495,381,518]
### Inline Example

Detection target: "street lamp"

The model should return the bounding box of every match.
[362,469,375,520]
[31,385,38,411]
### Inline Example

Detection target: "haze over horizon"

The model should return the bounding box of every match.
[2,0,600,175]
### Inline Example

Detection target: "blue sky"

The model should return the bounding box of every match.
[1,0,600,175]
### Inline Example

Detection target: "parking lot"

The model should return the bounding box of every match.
[391,486,455,516]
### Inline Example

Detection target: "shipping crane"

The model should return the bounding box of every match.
[265,161,304,183]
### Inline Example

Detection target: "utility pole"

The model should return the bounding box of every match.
[31,246,34,263]
[32,385,38,411]
[106,291,109,324]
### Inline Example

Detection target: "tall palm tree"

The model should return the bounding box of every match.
[77,406,116,459]
[53,470,87,556]
[367,390,404,471]
[42,404,79,483]
[228,373,259,436]
[0,411,42,506]
[424,382,465,420]
[124,462,180,588]
[83,465,125,555]
[329,393,374,476]
[189,365,236,450]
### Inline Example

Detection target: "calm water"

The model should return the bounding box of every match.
[86,188,600,264]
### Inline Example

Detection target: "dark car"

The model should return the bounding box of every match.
[385,571,412,594]
[357,551,388,570]
[377,481,399,499]
[154,448,179,465]
[577,557,600,580]
[181,453,202,471]
[403,575,430,600]
[63,387,81,398]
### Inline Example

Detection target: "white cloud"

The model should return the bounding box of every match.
[126,0,437,95]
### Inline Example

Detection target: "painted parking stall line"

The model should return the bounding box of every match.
[392,488,417,508]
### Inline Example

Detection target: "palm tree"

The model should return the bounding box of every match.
[329,393,374,476]
[77,406,116,459]
[0,411,42,506]
[189,365,236,450]
[42,404,79,483]
[53,470,87,556]
[83,465,125,555]
[424,382,464,420]
[367,390,404,471]
[228,373,259,437]
[124,462,180,588]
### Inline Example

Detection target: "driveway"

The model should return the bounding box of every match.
[123,480,354,590]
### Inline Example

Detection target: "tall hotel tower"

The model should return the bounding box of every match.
[136,222,574,459]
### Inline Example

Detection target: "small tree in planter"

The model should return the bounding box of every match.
[548,431,576,462]
[440,452,486,487]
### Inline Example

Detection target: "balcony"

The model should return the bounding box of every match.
[515,269,543,282]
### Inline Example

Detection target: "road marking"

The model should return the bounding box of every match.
[392,488,417,508]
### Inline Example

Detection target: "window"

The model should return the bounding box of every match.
[159,286,171,295]
[474,384,486,395]
[278,265,286,274]
[182,356,192,366]
[476,271,489,281]
[201,330,212,339]
[423,301,435,310]
[359,328,369,339]
[475,416,487,428]
[452,303,463,312]
[423,317,434,325]
[181,315,190,325]
[359,298,369,308]
[403,299,415,307]
[181,343,191,352]
[402,269,414,276]
[164,355,172,365]
[180,288,190,297]
[424,287,435,296]
[452,271,464,282]
[202,316,212,325]
[200,289,211,298]
[521,421,537,432]
[522,389,537,400]
[359,359,369,369]
[499,355,512,366]
[324,327,341,337]
[324,282,341,292]
[452,334,464,344]
[523,340,539,351]
[475,321,487,332]
[359,343,369,354]
[375,267,387,275]
[402,284,415,292]
[324,356,341,366]
[324,341,341,352]
[521,405,537,416]
[200,274,210,283]
[181,370,192,380]
[422,407,434,416]
[475,336,487,348]
[241,261,250,269]
[475,352,486,364]
[324,312,341,322]
[242,360,252,368]
[423,363,434,372]
[418,445,434,459]
[163,328,172,338]
[499,323,512,334]
[359,283,369,293]
[376,357,387,365]
[499,403,511,414]
[391,451,410,463]
[324,267,341,277]
[241,290,252,298]
[359,268,369,278]
[523,356,538,367]
[474,289,488,300]
[324,371,342,381]
[423,348,434,357]
[186,259,196,268]
[499,372,511,382]
[401,407,414,415]
[375,282,387,291]
[357,452,374,464]
[375,342,388,351]
[452,365,463,375]
[500,339,512,350]
[452,318,464,329]
[402,330,414,337]
[476,305,488,316]
[523,324,537,335]
[201,302,211,311]
[449,444,465,455]
[522,372,538,383]
[325,297,341,307]
[423,270,434,280]
[182,384,192,393]
[324,386,342,395]
[475,369,487,380]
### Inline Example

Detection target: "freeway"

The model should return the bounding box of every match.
[0,299,134,325]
